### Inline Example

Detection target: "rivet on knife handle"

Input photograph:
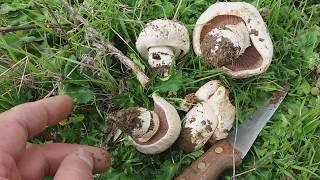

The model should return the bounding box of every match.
[175,139,242,180]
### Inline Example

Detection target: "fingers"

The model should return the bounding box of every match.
[0,96,73,159]
[54,149,94,180]
[17,143,111,180]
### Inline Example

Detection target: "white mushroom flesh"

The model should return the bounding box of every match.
[207,86,236,141]
[136,111,160,143]
[195,80,221,102]
[131,108,152,138]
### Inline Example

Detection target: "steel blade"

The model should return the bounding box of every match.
[228,85,289,158]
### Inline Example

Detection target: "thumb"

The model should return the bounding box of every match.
[54,148,94,180]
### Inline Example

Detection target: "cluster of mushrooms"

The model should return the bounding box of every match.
[106,2,273,154]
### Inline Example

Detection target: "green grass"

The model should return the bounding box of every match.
[1,0,320,179]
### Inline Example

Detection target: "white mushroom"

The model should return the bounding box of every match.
[193,2,273,78]
[177,80,235,152]
[136,19,190,76]
[177,102,218,152]
[107,94,181,154]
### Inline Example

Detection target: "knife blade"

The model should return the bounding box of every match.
[176,85,289,180]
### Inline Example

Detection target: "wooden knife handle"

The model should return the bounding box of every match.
[175,139,242,180]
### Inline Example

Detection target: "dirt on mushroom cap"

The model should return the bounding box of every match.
[106,107,143,136]
[201,33,241,67]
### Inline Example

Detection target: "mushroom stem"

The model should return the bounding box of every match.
[201,21,250,66]
[148,46,175,77]
[136,111,160,142]
[107,108,160,142]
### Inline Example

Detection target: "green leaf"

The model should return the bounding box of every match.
[61,84,95,104]
[70,114,85,124]
[153,72,184,93]
[155,161,178,180]
[300,80,312,95]
[0,3,18,14]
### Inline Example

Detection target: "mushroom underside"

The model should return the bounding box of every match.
[133,103,168,145]
[200,15,263,71]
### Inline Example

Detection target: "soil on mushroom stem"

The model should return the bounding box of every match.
[152,65,170,77]
[177,127,198,153]
[106,108,143,136]
[201,34,241,67]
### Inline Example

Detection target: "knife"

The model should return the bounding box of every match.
[176,85,289,180]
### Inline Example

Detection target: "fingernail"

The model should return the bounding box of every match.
[77,148,94,169]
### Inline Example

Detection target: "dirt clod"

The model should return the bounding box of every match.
[106,108,143,136]
[201,32,241,67]
[181,93,197,111]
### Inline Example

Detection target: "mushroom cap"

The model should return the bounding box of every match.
[136,19,190,60]
[193,2,273,78]
[196,80,235,140]
[195,80,221,102]
[207,86,235,141]
[132,94,181,154]
[177,102,218,152]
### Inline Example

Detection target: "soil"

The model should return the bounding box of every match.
[151,53,161,60]
[152,65,170,77]
[201,33,241,67]
[183,93,197,110]
[249,29,259,36]
[106,107,143,136]
[177,127,197,153]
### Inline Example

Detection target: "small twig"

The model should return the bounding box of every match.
[0,23,69,34]
[59,0,150,87]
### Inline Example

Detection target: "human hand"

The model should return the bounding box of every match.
[0,96,111,180]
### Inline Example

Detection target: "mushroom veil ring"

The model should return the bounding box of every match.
[193,2,273,78]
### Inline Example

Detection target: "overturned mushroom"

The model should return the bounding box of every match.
[136,19,190,77]
[107,94,181,154]
[193,2,273,78]
[177,80,235,152]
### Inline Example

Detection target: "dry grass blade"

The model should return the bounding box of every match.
[58,0,150,88]
[0,23,69,34]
